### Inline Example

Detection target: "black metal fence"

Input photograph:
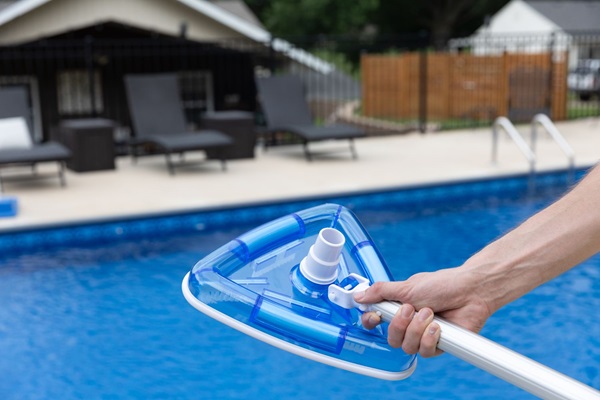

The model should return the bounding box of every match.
[0,31,599,144]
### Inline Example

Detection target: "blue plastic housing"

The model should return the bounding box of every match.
[186,203,417,377]
[0,196,18,218]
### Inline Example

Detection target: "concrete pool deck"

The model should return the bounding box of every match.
[1,117,599,231]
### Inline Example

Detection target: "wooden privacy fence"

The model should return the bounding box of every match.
[361,52,568,124]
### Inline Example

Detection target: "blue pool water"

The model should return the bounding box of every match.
[1,172,599,399]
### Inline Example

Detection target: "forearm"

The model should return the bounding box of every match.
[460,165,600,313]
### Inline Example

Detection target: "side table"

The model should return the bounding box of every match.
[59,119,117,172]
[201,111,256,160]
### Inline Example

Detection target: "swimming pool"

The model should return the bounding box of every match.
[1,170,599,399]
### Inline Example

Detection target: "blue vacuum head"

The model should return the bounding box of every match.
[182,203,417,380]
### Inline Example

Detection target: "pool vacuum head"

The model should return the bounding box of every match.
[182,203,417,380]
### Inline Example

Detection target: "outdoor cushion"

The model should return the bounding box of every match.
[147,131,232,153]
[0,142,71,164]
[281,124,364,141]
[0,117,33,150]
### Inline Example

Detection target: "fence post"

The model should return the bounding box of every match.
[419,48,427,133]
[547,31,556,118]
[84,35,97,117]
[500,51,509,117]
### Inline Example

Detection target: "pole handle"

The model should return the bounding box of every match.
[370,301,600,400]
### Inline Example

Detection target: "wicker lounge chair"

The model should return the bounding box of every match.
[256,75,365,160]
[0,87,71,193]
[124,73,233,175]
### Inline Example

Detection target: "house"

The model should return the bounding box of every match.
[0,0,333,141]
[453,0,600,68]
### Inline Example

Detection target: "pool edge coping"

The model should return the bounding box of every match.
[0,166,591,236]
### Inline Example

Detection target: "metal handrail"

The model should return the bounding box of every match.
[531,114,575,176]
[492,117,536,174]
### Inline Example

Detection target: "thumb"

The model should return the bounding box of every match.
[354,281,409,304]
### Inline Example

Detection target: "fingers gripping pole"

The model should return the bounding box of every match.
[329,273,600,400]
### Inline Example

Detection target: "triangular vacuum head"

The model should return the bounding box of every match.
[182,203,417,380]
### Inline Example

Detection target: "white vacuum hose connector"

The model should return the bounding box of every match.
[299,228,345,285]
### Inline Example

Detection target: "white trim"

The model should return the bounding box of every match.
[181,272,417,381]
[177,0,333,74]
[270,38,333,74]
[0,0,51,27]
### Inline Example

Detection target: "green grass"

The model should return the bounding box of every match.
[567,106,600,119]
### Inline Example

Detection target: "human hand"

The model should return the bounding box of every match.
[353,267,493,358]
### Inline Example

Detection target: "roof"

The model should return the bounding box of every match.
[526,0,600,32]
[0,0,49,27]
[0,0,333,73]
[210,0,264,29]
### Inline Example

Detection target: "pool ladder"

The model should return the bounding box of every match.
[491,115,575,182]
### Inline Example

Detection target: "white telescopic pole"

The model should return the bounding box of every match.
[372,301,600,400]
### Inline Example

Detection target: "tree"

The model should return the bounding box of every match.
[244,0,379,37]
[406,0,510,48]
[244,0,510,46]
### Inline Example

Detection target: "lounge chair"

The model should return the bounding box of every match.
[124,73,233,175]
[255,75,365,161]
[0,87,71,193]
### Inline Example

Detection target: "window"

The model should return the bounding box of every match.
[179,71,214,128]
[57,70,103,115]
